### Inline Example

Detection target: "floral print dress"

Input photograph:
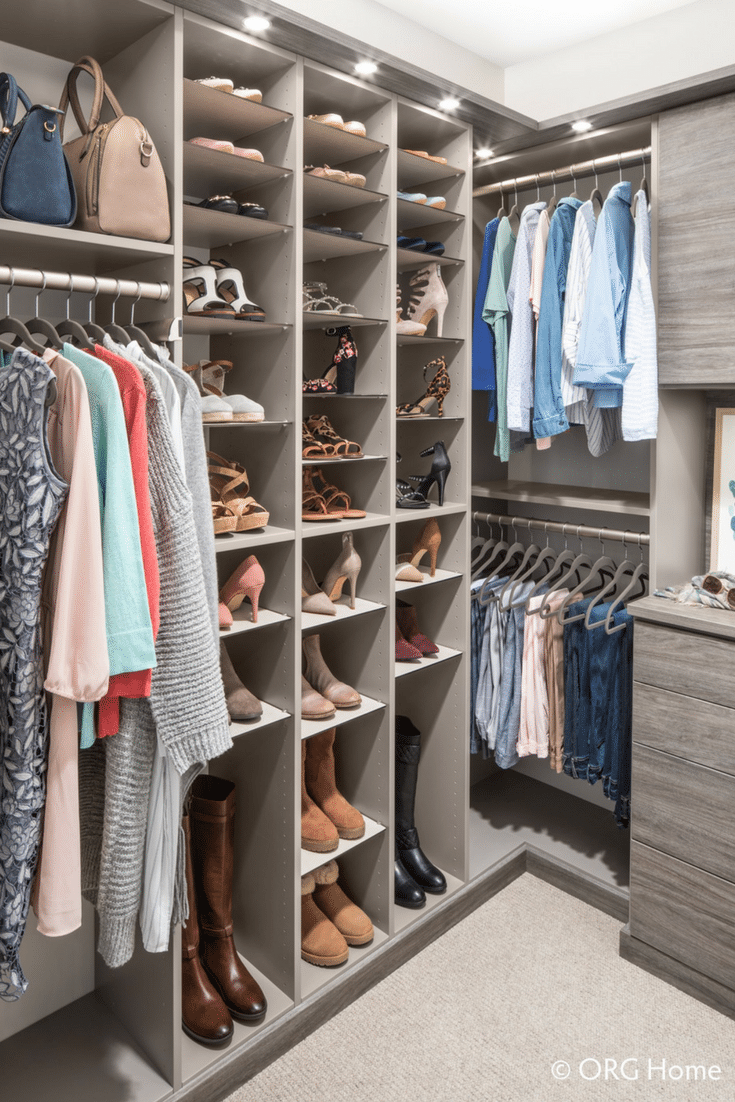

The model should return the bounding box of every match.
[0,349,68,1000]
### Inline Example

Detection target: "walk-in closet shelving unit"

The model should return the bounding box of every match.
[467,118,657,914]
[0,2,471,1098]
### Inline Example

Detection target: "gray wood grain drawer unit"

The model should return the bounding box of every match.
[657,92,735,385]
[632,683,735,776]
[633,620,735,709]
[632,743,735,882]
[630,842,735,990]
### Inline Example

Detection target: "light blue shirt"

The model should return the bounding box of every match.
[573,182,635,408]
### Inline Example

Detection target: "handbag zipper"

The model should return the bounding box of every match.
[88,122,110,216]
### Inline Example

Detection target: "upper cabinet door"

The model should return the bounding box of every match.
[658,93,735,385]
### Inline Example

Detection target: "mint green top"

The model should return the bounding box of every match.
[63,345,156,747]
[483,217,516,463]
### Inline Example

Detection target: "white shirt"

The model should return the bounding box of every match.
[506,201,546,434]
[622,192,658,441]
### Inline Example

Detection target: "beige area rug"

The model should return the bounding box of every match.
[227,875,735,1102]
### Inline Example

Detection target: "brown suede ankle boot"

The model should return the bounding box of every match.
[301,739,339,852]
[312,859,373,946]
[305,728,365,840]
[301,871,349,967]
[190,775,267,1022]
[181,814,234,1045]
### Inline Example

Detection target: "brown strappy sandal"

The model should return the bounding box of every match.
[305,414,363,458]
[302,421,337,459]
[302,471,338,522]
[208,451,269,531]
[308,467,366,518]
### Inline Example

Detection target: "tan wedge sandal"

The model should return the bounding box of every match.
[208,451,269,532]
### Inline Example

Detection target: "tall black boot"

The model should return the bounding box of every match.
[395,715,447,894]
[394,844,425,909]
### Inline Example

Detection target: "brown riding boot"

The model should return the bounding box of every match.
[305,728,365,839]
[312,859,373,946]
[181,814,233,1045]
[301,739,339,852]
[301,871,349,967]
[190,775,267,1022]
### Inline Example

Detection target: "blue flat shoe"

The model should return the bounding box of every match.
[397,236,427,250]
[423,241,445,255]
[397,191,427,204]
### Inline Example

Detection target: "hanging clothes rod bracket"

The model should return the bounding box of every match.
[0,266,170,302]
[471,510,649,547]
[473,146,652,198]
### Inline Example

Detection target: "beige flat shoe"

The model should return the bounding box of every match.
[233,88,262,102]
[307,113,345,129]
[403,149,448,164]
[343,121,366,137]
[305,164,349,183]
[232,147,264,161]
[343,171,366,188]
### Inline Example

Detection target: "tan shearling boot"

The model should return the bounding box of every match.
[305,728,365,839]
[301,871,348,967]
[312,860,373,946]
[301,739,339,852]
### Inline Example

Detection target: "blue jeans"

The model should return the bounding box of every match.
[470,589,488,756]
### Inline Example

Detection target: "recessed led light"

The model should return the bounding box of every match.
[572,119,593,133]
[438,96,460,111]
[476,147,494,159]
[354,61,378,76]
[243,15,271,32]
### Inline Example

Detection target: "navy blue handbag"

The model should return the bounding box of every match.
[0,73,76,226]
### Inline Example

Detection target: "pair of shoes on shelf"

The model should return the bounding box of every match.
[396,441,451,509]
[301,729,364,851]
[397,234,445,255]
[186,359,264,423]
[194,196,269,219]
[395,518,441,583]
[306,113,367,138]
[219,554,265,623]
[396,264,449,336]
[194,77,262,102]
[303,414,362,459]
[396,356,450,418]
[183,257,266,321]
[394,716,447,908]
[208,452,269,533]
[302,466,366,521]
[303,279,362,317]
[305,164,366,188]
[304,222,364,240]
[302,860,373,967]
[303,325,358,395]
[219,642,262,722]
[401,149,448,164]
[396,191,447,208]
[302,634,360,718]
[303,532,361,614]
[188,137,264,160]
[395,600,438,661]
[182,775,267,1046]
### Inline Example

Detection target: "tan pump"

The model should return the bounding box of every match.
[321,532,361,609]
[397,518,441,578]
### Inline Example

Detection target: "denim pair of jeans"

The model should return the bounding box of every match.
[470,580,489,756]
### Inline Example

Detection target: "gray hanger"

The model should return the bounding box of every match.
[556,531,618,625]
[83,278,107,344]
[584,534,635,630]
[472,516,508,582]
[589,159,603,215]
[55,273,96,350]
[604,534,648,633]
[524,524,578,615]
[105,281,132,345]
[479,519,525,605]
[25,272,62,350]
[538,527,594,620]
[0,271,45,356]
[125,282,161,360]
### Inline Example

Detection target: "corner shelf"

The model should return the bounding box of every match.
[300,814,386,876]
[471,480,651,517]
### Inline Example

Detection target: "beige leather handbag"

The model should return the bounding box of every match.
[59,56,170,242]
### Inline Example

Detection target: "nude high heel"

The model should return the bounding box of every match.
[302,559,337,616]
[321,532,361,610]
[395,282,426,336]
[219,554,265,622]
[397,518,441,577]
[405,264,448,337]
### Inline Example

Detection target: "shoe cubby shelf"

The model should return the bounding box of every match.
[230,700,291,739]
[214,526,295,553]
[303,393,389,401]
[302,313,387,331]
[184,142,291,194]
[220,606,290,638]
[300,814,386,876]
[394,644,462,679]
[301,513,389,539]
[300,693,386,740]
[303,229,387,263]
[303,175,387,218]
[302,596,385,632]
[182,318,290,337]
[395,502,468,522]
[300,925,390,1001]
[183,78,292,139]
[0,218,174,272]
[395,566,463,592]
[300,454,387,465]
[303,119,388,166]
[392,869,465,934]
[205,420,290,430]
[396,249,463,272]
[183,204,290,248]
[397,150,465,190]
[397,198,464,230]
[396,334,464,348]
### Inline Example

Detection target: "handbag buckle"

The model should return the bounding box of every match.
[140,139,153,167]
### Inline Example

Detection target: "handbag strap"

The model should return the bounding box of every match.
[0,73,31,129]
[58,56,125,140]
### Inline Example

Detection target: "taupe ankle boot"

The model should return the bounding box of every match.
[305,728,365,839]
[303,633,361,708]
[220,642,262,721]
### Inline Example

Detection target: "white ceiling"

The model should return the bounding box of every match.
[375,0,695,68]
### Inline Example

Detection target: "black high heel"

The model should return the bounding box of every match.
[397,441,451,508]
[323,325,358,394]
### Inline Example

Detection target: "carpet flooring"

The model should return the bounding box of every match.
[226,875,735,1102]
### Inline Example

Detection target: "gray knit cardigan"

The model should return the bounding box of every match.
[80,354,231,968]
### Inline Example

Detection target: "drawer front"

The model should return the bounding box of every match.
[633,683,735,776]
[634,621,735,709]
[630,842,735,989]
[632,745,735,882]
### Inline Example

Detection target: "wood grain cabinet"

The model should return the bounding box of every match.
[621,599,735,1018]
[657,92,735,385]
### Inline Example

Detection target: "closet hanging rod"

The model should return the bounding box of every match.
[472,146,652,198]
[0,266,170,301]
[472,511,650,547]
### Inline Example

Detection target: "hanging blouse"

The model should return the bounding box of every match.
[472,218,499,400]
[622,192,658,441]
[506,201,546,436]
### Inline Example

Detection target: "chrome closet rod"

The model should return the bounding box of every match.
[472,146,652,198]
[0,266,170,301]
[472,510,650,547]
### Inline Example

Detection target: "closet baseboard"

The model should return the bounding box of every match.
[619,926,735,1021]
[526,847,630,923]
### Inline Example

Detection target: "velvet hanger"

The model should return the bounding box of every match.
[105,282,133,346]
[604,537,649,632]
[25,274,62,351]
[124,284,162,361]
[471,517,508,581]
[589,159,604,216]
[555,535,619,625]
[537,528,595,620]
[546,169,558,219]
[495,186,507,223]
[54,275,97,351]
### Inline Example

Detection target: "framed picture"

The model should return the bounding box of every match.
[706,392,735,572]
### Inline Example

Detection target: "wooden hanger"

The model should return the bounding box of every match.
[589,159,603,216]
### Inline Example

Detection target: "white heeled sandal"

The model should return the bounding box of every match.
[209,259,266,320]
